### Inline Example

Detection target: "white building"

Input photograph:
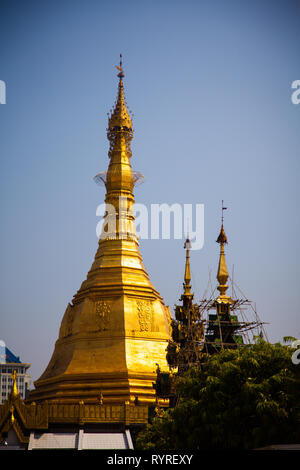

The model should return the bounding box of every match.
[0,341,31,404]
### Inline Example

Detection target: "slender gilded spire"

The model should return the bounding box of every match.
[105,54,134,189]
[103,55,136,240]
[10,369,18,399]
[216,201,229,297]
[183,237,192,296]
[169,237,204,370]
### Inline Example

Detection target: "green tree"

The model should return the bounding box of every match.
[136,340,300,450]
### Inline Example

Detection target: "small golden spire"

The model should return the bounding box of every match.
[11,369,18,399]
[183,237,192,296]
[216,201,229,297]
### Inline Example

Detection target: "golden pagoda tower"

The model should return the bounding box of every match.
[204,202,242,351]
[215,202,234,314]
[166,238,204,372]
[28,56,172,406]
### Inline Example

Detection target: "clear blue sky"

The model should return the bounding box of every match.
[1,0,299,381]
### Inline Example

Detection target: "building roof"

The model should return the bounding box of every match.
[0,343,21,364]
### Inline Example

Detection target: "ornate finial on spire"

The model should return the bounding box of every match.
[221,200,227,225]
[115,53,124,79]
[217,200,228,244]
[217,225,228,245]
[108,54,133,134]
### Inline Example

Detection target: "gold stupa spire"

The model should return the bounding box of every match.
[102,54,137,240]
[168,237,204,370]
[216,201,230,298]
[183,237,192,297]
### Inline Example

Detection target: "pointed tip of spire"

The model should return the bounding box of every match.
[108,54,133,132]
[217,200,228,244]
[115,53,124,79]
[216,213,230,297]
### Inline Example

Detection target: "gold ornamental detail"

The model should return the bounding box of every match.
[95,301,111,331]
[136,300,153,332]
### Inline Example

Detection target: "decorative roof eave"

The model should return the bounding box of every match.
[0,371,48,445]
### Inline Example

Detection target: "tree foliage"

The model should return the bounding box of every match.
[136,340,300,450]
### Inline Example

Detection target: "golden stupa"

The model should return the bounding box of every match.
[28,57,172,406]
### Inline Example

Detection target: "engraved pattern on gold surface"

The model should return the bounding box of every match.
[136,300,153,332]
[95,300,111,331]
